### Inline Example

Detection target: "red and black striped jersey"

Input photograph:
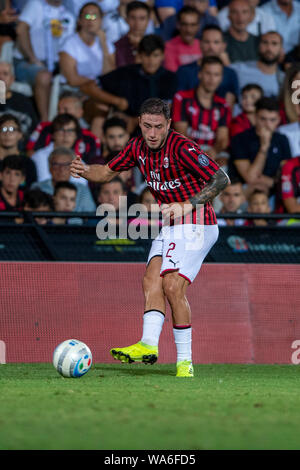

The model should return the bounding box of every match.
[0,189,24,211]
[26,122,103,165]
[108,129,220,225]
[172,90,231,147]
[281,157,300,201]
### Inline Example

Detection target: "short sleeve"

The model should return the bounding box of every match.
[19,0,42,26]
[108,139,137,172]
[179,143,220,181]
[59,35,75,56]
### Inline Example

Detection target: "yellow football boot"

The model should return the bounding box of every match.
[176,360,194,377]
[110,341,158,365]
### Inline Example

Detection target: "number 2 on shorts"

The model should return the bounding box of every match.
[166,242,176,258]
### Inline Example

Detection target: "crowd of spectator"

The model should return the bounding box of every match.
[0,0,299,228]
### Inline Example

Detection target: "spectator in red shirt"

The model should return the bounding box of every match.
[26,107,103,166]
[229,83,263,138]
[115,1,151,68]
[0,155,25,211]
[172,55,231,162]
[279,156,300,214]
[164,6,202,72]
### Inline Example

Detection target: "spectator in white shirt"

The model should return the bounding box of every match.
[31,147,96,212]
[261,0,300,53]
[278,86,300,158]
[279,63,300,125]
[59,2,128,123]
[59,1,115,86]
[230,31,284,98]
[218,0,276,36]
[14,0,75,121]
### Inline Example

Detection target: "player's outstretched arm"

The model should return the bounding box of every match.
[189,168,230,207]
[70,156,118,183]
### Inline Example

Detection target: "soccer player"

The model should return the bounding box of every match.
[70,98,229,377]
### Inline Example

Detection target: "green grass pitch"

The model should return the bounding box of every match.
[0,363,300,450]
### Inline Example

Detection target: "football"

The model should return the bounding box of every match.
[53,339,92,378]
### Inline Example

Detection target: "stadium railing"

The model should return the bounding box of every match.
[0,211,299,263]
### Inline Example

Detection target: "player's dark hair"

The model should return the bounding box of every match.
[138,34,165,55]
[201,56,224,69]
[255,97,279,113]
[139,98,170,121]
[200,24,224,40]
[1,154,26,175]
[51,113,81,136]
[126,1,150,17]
[24,189,54,210]
[103,117,128,134]
[0,113,21,130]
[241,83,264,96]
[54,181,77,196]
[177,6,200,22]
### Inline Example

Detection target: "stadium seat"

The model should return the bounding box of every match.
[0,41,33,97]
[10,81,33,97]
[0,40,14,63]
[48,74,80,121]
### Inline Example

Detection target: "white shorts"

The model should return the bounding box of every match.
[147,224,219,284]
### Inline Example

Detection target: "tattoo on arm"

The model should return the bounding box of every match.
[189,168,230,207]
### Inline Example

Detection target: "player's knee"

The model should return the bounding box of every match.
[162,275,182,303]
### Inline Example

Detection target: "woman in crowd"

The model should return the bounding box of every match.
[59,1,115,87]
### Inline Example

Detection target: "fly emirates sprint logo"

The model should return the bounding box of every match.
[147,170,181,191]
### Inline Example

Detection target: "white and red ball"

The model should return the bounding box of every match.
[53,339,92,378]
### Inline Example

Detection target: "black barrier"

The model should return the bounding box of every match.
[0,212,299,263]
